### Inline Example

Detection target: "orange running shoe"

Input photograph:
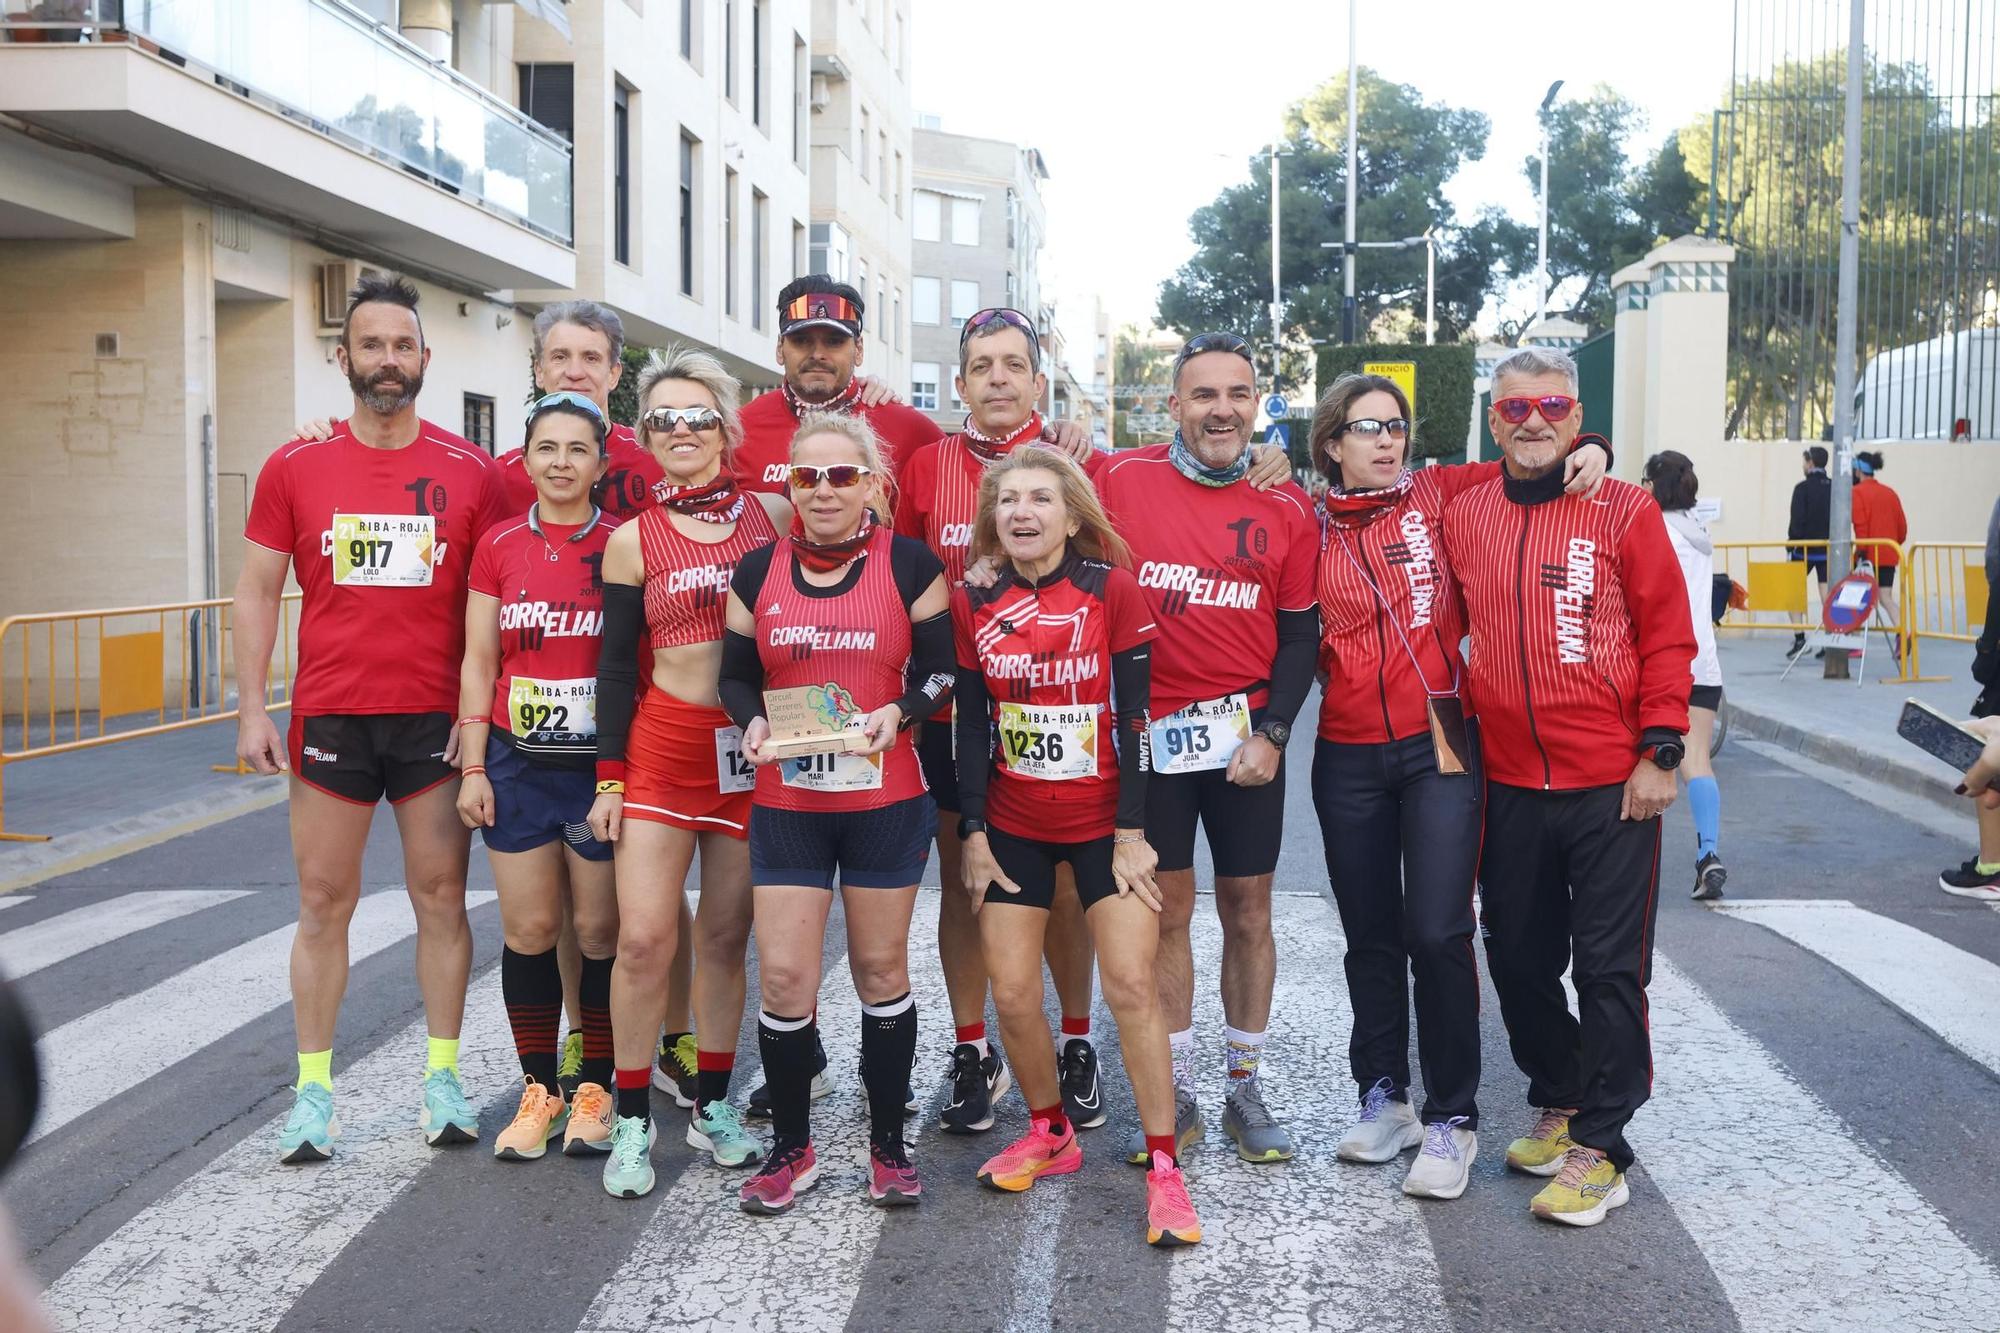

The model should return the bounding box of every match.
[494,1077,567,1162]
[1145,1150,1202,1247]
[563,1081,614,1155]
[976,1117,1083,1193]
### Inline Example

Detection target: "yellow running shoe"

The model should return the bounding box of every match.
[1530,1146,1629,1227]
[557,1032,584,1091]
[563,1082,615,1155]
[1504,1107,1576,1176]
[494,1077,567,1162]
[653,1032,699,1108]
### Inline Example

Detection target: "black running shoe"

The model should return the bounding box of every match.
[1692,853,1728,901]
[746,1028,832,1119]
[1059,1038,1107,1129]
[941,1041,1009,1134]
[1940,859,2000,902]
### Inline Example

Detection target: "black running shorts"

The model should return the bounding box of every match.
[289,712,455,806]
[982,826,1119,911]
[1145,760,1286,878]
[749,794,937,890]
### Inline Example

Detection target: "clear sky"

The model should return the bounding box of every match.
[911,0,1739,349]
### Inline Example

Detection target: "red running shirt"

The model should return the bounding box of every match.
[1090,447,1320,717]
[735,391,943,495]
[468,508,621,757]
[495,422,663,522]
[952,557,1156,842]
[245,421,508,716]
[639,501,780,649]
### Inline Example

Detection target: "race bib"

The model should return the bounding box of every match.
[714,725,755,793]
[996,703,1098,781]
[507,675,596,740]
[332,513,436,587]
[1148,693,1251,775]
[780,748,884,792]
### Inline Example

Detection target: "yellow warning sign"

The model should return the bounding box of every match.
[1362,362,1417,419]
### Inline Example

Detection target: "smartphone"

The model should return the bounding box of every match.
[1897,699,1988,771]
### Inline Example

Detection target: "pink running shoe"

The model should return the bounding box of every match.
[739,1141,819,1216]
[976,1118,1082,1193]
[868,1143,922,1207]
[1145,1151,1202,1247]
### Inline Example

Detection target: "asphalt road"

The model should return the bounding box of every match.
[5,719,1998,1333]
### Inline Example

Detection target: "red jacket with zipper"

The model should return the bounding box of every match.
[1441,469,1695,790]
[1317,461,1499,743]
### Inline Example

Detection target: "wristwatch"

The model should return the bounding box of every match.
[1644,739,1685,771]
[1254,720,1291,748]
[956,817,988,841]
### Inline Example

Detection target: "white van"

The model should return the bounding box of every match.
[1858,329,2000,441]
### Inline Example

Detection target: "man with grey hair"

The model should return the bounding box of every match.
[1441,345,1695,1228]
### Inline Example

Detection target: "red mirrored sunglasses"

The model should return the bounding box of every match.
[780,293,862,326]
[1492,395,1578,425]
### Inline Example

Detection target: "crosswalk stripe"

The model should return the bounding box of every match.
[1167,895,1452,1333]
[0,889,254,980]
[31,888,497,1143]
[43,966,514,1333]
[575,905,954,1333]
[1716,898,2000,1078]
[1636,956,2000,1328]
[0,895,32,911]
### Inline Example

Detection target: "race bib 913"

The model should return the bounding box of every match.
[1148,693,1250,775]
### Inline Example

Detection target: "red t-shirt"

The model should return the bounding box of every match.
[1090,446,1320,717]
[735,390,943,495]
[495,422,662,522]
[952,557,1156,842]
[245,420,508,716]
[468,508,620,761]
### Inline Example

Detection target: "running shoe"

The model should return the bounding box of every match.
[1505,1107,1576,1176]
[653,1032,699,1108]
[977,1117,1083,1193]
[1530,1145,1629,1227]
[420,1068,478,1146]
[747,1030,833,1118]
[1335,1077,1423,1163]
[857,1048,921,1115]
[740,1141,820,1216]
[867,1143,922,1207]
[1059,1039,1106,1130]
[1692,853,1728,901]
[494,1077,568,1162]
[688,1099,763,1168]
[601,1115,658,1199]
[941,1042,1011,1134]
[277,1084,337,1164]
[556,1031,584,1097]
[1222,1076,1294,1162]
[564,1081,614,1155]
[1126,1088,1205,1165]
[1402,1117,1477,1200]
[1144,1151,1202,1247]
[1939,860,2000,902]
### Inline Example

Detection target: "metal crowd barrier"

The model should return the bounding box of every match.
[1900,542,1988,683]
[1704,539,1912,678]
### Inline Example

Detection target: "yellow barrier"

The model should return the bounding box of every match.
[1901,541,1987,683]
[1711,539,1911,677]
[0,593,300,841]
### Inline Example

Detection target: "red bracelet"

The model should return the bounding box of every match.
[458,716,489,728]
[461,765,487,776]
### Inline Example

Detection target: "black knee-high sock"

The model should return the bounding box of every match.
[501,946,563,1090]
[579,954,614,1090]
[860,992,917,1153]
[759,1012,816,1150]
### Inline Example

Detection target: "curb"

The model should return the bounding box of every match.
[1721,699,1963,815]
[0,782,288,895]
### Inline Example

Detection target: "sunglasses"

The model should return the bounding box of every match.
[1342,417,1411,440]
[959,307,1041,352]
[786,463,874,490]
[780,293,862,326]
[642,405,724,434]
[1492,395,1578,425]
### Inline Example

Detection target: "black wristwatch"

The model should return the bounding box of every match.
[1644,739,1685,771]
[1254,721,1291,748]
[956,817,988,841]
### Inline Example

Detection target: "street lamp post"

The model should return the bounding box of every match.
[1270,136,1283,393]
[1321,231,1434,344]
[1535,79,1564,329]
[1342,0,1358,344]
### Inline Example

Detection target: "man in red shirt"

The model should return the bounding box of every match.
[1441,346,1696,1228]
[492,302,661,520]
[235,275,509,1163]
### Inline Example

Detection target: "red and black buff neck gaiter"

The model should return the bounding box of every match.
[782,378,865,420]
[652,473,747,524]
[962,412,1045,463]
[1321,468,1417,530]
[789,507,877,573]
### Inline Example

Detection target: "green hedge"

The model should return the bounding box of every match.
[1313,343,1477,466]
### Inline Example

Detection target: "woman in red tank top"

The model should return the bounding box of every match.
[584,347,791,1197]
[717,414,955,1215]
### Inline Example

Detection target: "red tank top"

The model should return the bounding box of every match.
[639,501,779,648]
[751,526,927,811]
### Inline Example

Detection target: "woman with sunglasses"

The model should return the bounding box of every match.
[1308,373,1606,1201]
[718,414,953,1215]
[950,449,1204,1248]
[586,347,792,1198]
[458,392,623,1163]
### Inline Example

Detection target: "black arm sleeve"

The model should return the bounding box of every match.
[1112,643,1152,830]
[594,583,644,771]
[953,666,992,825]
[1263,607,1320,732]
[718,630,766,732]
[890,534,947,607]
[893,612,954,726]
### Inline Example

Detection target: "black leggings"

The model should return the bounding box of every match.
[1310,727,1484,1126]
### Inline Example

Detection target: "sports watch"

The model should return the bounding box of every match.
[1644,739,1685,771]
[1253,721,1291,749]
[957,817,989,841]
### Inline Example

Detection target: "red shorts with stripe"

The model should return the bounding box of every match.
[624,690,753,839]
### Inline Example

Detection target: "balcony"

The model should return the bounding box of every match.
[1,0,575,288]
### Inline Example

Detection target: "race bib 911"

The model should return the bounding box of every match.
[780,749,884,792]
[332,513,436,587]
[1148,693,1250,775]
[997,703,1098,780]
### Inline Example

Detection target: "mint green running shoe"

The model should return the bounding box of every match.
[278,1084,338,1164]
[603,1115,658,1199]
[687,1100,763,1168]
[421,1068,478,1146]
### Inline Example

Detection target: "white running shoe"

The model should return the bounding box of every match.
[1402,1118,1477,1199]
[1335,1078,1422,1164]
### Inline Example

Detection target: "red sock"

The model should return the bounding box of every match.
[1059,1015,1091,1038]
[955,1021,986,1045]
[1145,1133,1177,1164]
[1032,1103,1069,1136]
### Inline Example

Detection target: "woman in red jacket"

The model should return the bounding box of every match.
[1850,451,1908,657]
[1308,374,1606,1201]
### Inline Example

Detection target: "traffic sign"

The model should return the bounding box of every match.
[1822,570,1878,633]
[1362,361,1417,418]
[1264,394,1289,420]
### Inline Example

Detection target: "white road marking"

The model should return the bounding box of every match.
[0,896,32,911]
[0,889,253,980]
[43,966,512,1333]
[31,888,496,1141]
[1717,898,2000,1078]
[1635,956,2000,1330]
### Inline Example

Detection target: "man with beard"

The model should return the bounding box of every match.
[235,276,510,1162]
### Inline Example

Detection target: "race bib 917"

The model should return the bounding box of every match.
[507,675,596,740]
[780,749,884,792]
[332,513,436,587]
[997,702,1098,781]
[1148,693,1250,775]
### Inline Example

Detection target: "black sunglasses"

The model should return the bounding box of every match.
[1173,332,1255,380]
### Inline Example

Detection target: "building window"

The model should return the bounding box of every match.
[893,288,903,350]
[876,280,885,339]
[856,258,868,307]
[893,150,904,216]
[877,130,889,200]
[679,132,698,296]
[950,196,980,246]
[809,221,849,280]
[793,219,806,281]
[911,362,939,411]
[724,0,737,103]
[517,64,574,142]
[612,84,632,267]
[464,393,496,454]
[912,276,940,325]
[912,190,940,242]
[893,10,904,77]
[792,36,807,167]
[858,107,871,181]
[724,168,738,318]
[679,0,694,61]
[752,1,766,128]
[752,190,769,328]
[950,279,979,326]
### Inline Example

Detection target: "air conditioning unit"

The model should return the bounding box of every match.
[315,262,384,331]
[809,74,831,111]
